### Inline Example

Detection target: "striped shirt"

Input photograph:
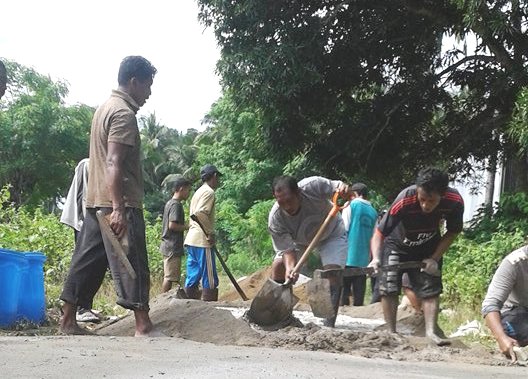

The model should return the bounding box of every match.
[377,185,464,255]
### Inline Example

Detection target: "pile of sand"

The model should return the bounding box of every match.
[97,293,504,366]
[218,265,311,306]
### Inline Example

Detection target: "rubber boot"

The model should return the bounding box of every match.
[184,286,202,300]
[322,270,343,328]
[202,288,219,302]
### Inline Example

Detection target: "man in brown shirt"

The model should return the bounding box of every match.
[60,56,159,336]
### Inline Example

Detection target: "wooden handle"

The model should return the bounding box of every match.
[96,210,137,279]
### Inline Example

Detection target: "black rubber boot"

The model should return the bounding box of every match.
[202,288,218,302]
[184,286,202,300]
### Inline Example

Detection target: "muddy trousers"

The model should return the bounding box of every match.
[323,270,343,328]
[60,208,150,311]
[341,267,366,306]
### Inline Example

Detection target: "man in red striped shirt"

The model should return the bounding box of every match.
[370,167,464,345]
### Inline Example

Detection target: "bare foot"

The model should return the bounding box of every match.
[427,332,451,346]
[134,327,167,337]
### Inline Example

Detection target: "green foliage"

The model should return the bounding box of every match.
[197,0,528,193]
[0,60,92,207]
[442,191,528,311]
[466,192,528,241]
[443,229,525,310]
[0,186,74,284]
[215,199,275,276]
[140,114,199,219]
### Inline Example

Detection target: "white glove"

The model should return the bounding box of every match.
[421,258,440,276]
[368,258,381,275]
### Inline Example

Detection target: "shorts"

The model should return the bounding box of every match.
[273,228,348,268]
[163,255,182,283]
[378,247,442,299]
[502,307,528,344]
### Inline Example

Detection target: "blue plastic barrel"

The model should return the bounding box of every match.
[18,252,47,324]
[0,249,27,327]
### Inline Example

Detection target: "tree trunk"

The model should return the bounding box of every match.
[501,153,528,193]
[484,164,496,213]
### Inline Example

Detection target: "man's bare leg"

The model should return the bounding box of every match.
[161,279,172,293]
[423,296,450,346]
[381,294,398,333]
[134,309,165,337]
[59,302,92,335]
[271,258,286,282]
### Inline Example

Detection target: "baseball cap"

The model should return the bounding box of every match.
[200,164,222,180]
[351,182,368,196]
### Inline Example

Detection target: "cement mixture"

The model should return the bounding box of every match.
[98,289,506,368]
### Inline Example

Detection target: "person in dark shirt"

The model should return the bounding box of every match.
[160,176,191,294]
[370,167,464,345]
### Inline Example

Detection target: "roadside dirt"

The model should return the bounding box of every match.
[0,266,510,368]
[97,290,506,367]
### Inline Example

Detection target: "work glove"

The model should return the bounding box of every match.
[367,258,381,275]
[421,258,440,276]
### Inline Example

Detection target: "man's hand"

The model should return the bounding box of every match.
[336,183,352,199]
[110,208,127,239]
[421,258,440,276]
[206,233,216,246]
[285,266,299,284]
[367,258,381,275]
[498,334,519,363]
[283,250,299,284]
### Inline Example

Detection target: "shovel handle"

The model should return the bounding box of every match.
[289,191,350,279]
[190,214,249,301]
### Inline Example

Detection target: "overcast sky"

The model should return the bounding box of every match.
[0,0,222,132]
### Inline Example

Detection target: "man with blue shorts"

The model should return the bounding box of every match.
[184,164,222,301]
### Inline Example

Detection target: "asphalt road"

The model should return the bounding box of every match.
[0,336,526,378]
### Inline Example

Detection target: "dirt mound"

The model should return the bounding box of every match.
[218,265,310,305]
[96,293,505,366]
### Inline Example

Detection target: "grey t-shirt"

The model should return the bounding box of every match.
[481,245,528,316]
[160,198,185,257]
[268,176,344,255]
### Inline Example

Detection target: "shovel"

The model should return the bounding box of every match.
[247,192,349,326]
[190,214,249,301]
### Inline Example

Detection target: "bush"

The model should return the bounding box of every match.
[442,229,525,310]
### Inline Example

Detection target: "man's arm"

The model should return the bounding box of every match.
[430,231,459,261]
[485,311,519,362]
[482,258,518,360]
[169,221,189,232]
[107,141,128,239]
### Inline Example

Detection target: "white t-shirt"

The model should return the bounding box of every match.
[268,176,345,254]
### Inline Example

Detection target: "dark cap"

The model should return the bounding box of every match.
[171,176,191,190]
[351,182,368,196]
[200,164,222,180]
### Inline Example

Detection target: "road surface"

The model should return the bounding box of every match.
[0,336,526,378]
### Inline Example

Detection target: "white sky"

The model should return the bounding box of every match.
[0,0,222,132]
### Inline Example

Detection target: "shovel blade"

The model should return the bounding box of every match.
[247,279,298,326]
[306,273,335,319]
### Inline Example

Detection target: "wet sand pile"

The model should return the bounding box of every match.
[97,292,505,366]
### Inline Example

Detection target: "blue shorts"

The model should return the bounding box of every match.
[184,246,219,289]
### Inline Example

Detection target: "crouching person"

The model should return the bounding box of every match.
[482,245,528,363]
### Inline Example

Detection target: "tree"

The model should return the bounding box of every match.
[139,113,199,217]
[197,1,528,193]
[197,94,284,213]
[0,60,92,207]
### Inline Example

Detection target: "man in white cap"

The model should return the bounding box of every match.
[183,164,222,301]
